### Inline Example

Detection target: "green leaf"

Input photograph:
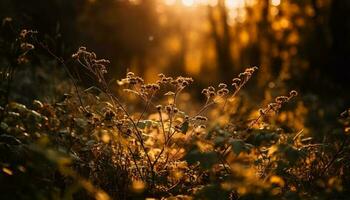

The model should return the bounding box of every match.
[180,121,189,134]
[137,120,154,129]
[137,121,147,129]
[230,139,253,155]
[214,136,226,146]
[284,145,301,163]
[185,149,218,169]
[194,184,230,200]
[231,139,245,155]
[246,131,280,146]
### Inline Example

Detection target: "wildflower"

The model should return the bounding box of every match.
[166,77,173,82]
[232,78,241,84]
[259,109,265,115]
[127,72,135,77]
[217,88,229,96]
[20,43,34,51]
[209,91,216,97]
[195,116,208,121]
[156,105,162,111]
[165,105,172,113]
[72,53,78,59]
[232,83,238,89]
[218,83,227,88]
[19,29,37,40]
[152,84,160,90]
[79,46,87,51]
[145,84,152,90]
[275,96,289,103]
[290,90,298,97]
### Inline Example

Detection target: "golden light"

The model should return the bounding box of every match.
[165,0,177,5]
[162,0,255,11]
[182,0,195,7]
[207,0,218,6]
[271,0,281,6]
[225,0,245,9]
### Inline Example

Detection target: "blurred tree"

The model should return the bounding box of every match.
[329,0,350,86]
[78,0,159,76]
[1,0,349,93]
[208,1,235,82]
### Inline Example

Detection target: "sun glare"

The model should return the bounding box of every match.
[164,0,177,5]
[271,0,281,6]
[182,0,195,7]
[225,0,245,9]
[163,0,252,9]
[161,0,255,24]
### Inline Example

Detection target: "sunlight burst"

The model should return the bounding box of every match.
[225,0,245,9]
[271,0,281,6]
[182,0,195,7]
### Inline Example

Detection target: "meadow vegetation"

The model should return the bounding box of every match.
[0,29,349,200]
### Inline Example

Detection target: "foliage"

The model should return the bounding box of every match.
[0,29,350,200]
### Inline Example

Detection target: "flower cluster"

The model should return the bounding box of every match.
[20,43,34,51]
[232,66,258,91]
[194,115,208,121]
[19,29,37,41]
[158,74,194,90]
[201,83,229,102]
[121,72,161,99]
[125,72,144,85]
[201,67,258,104]
[17,29,37,64]
[265,90,298,113]
[201,86,216,99]
[251,90,298,127]
[72,47,110,82]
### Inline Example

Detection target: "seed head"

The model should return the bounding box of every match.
[218,83,227,88]
[275,96,289,103]
[156,105,162,111]
[195,116,208,121]
[232,78,241,84]
[208,86,215,92]
[127,72,135,77]
[289,90,298,97]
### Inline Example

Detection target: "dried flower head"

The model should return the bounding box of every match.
[195,116,208,121]
[218,83,227,88]
[20,43,34,51]
[156,105,162,111]
[72,47,110,82]
[290,90,298,97]
[250,89,298,127]
[19,29,37,40]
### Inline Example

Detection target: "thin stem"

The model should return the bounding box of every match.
[137,92,155,124]
[158,111,167,142]
[34,37,87,113]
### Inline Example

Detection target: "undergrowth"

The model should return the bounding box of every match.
[0,29,349,200]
